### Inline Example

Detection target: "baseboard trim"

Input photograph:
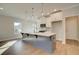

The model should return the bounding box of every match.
[66,39,79,42]
[56,40,62,43]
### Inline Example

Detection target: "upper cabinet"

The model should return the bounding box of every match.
[51,12,63,21]
[46,12,63,27]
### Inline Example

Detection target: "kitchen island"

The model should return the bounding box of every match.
[21,31,56,53]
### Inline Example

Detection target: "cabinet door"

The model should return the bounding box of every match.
[46,12,63,27]
[54,12,63,21]
[49,12,63,22]
[45,17,52,27]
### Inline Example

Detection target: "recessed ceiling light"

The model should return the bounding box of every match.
[54,9,57,11]
[0,8,4,10]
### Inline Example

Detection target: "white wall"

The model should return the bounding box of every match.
[22,20,34,33]
[22,19,40,33]
[0,15,15,41]
[63,5,79,17]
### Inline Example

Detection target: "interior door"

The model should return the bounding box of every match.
[66,16,78,40]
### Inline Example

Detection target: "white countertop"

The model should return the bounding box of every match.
[22,31,56,37]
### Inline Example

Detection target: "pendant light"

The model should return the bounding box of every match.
[32,7,34,20]
[41,3,44,16]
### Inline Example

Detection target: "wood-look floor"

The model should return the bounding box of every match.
[53,40,79,55]
[1,39,79,55]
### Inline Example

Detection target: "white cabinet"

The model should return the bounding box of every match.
[46,19,52,27]
[46,12,63,27]
[51,12,63,21]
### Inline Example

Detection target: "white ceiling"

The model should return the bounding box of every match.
[0,3,79,19]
